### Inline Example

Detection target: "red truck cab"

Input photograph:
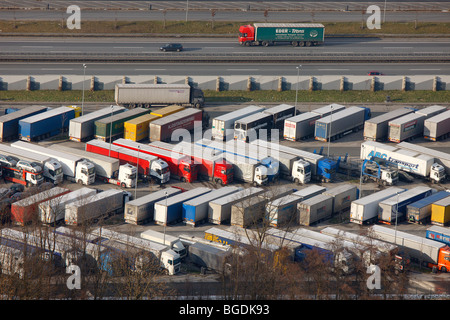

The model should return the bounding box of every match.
[239,25,255,45]
[428,245,450,273]
[213,159,234,185]
[180,159,198,183]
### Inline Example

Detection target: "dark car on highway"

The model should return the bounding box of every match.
[368,71,383,76]
[159,43,183,52]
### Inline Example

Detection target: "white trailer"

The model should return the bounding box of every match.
[11,141,95,185]
[140,229,187,259]
[283,112,321,141]
[350,187,406,225]
[311,103,346,117]
[388,113,426,143]
[363,107,415,141]
[291,185,327,201]
[415,105,447,118]
[211,105,264,141]
[424,109,450,141]
[38,187,97,224]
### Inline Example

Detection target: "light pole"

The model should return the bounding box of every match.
[359,146,364,199]
[394,191,400,243]
[327,105,333,157]
[81,64,86,116]
[383,0,387,23]
[109,105,114,157]
[185,0,189,22]
[295,65,302,107]
[163,191,168,245]
[134,145,140,199]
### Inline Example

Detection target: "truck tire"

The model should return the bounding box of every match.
[262,41,269,47]
[299,41,305,47]
[305,41,312,47]
[194,102,202,109]
[245,41,251,46]
[292,41,299,47]
[77,180,83,185]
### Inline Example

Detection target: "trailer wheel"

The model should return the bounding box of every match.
[292,41,299,47]
[245,41,251,46]
[442,267,447,273]
[262,41,270,47]
[299,42,305,47]
[305,41,312,47]
[77,180,83,185]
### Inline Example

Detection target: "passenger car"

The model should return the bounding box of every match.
[16,160,42,173]
[159,43,183,52]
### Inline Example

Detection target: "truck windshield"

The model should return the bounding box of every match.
[163,167,170,174]
[234,123,241,130]
[89,167,95,175]
[173,257,181,265]
[184,165,190,173]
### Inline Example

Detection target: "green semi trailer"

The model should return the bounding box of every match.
[238,23,325,47]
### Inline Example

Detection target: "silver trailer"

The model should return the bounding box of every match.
[231,195,267,228]
[149,108,203,142]
[297,194,333,226]
[187,242,231,273]
[350,187,406,225]
[124,187,182,225]
[323,184,358,214]
[69,105,126,142]
[262,103,296,130]
[415,105,447,118]
[397,141,450,176]
[369,225,446,266]
[388,113,426,143]
[283,112,321,141]
[363,107,415,141]
[211,105,264,141]
[266,194,301,227]
[249,142,299,179]
[291,185,327,201]
[65,189,125,225]
[208,187,264,224]
[311,103,346,117]
[424,109,450,141]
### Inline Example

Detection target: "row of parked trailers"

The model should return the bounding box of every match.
[363,105,450,142]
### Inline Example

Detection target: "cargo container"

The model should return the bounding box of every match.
[69,105,126,142]
[65,189,126,225]
[238,23,325,47]
[424,109,450,141]
[283,112,321,141]
[363,107,416,141]
[370,225,450,273]
[431,196,450,226]
[65,105,82,118]
[150,141,233,185]
[323,184,358,214]
[186,242,231,273]
[388,113,426,143]
[233,112,273,143]
[407,191,450,224]
[11,141,96,186]
[378,186,434,225]
[38,187,97,224]
[115,84,204,109]
[315,106,371,142]
[231,195,267,228]
[0,105,48,142]
[124,187,182,225]
[124,113,160,141]
[112,138,195,183]
[350,187,406,225]
[94,108,149,142]
[292,185,327,201]
[415,105,447,118]
[361,141,446,183]
[149,108,203,142]
[262,104,296,130]
[150,105,185,118]
[140,229,187,259]
[426,225,450,246]
[208,187,264,224]
[154,187,211,226]
[18,106,75,142]
[397,142,450,176]
[297,194,333,226]
[211,105,264,141]
[10,186,70,225]
[182,187,241,226]
[266,194,301,227]
[311,103,346,118]
[4,108,19,114]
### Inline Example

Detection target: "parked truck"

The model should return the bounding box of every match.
[48,144,135,188]
[65,189,127,225]
[415,105,447,118]
[212,105,264,141]
[431,196,450,226]
[363,107,416,141]
[112,138,195,183]
[266,194,302,227]
[314,106,371,142]
[18,106,75,142]
[11,141,96,186]
[154,187,211,226]
[150,105,186,118]
[426,225,450,246]
[186,241,232,274]
[388,113,426,143]
[38,187,97,224]
[140,229,187,259]
[238,23,325,47]
[94,107,149,142]
[361,158,399,186]
[231,195,268,228]
[208,187,264,225]
[0,143,63,185]
[284,112,320,141]
[378,186,434,225]
[10,186,70,225]
[182,187,241,226]
[124,113,160,142]
[423,109,450,141]
[150,141,234,186]
[370,225,450,273]
[86,139,170,184]
[361,141,446,184]
[407,191,450,224]
[323,184,358,215]
[69,105,126,142]
[297,194,334,226]
[0,105,48,142]
[149,108,204,142]
[124,187,182,225]
[350,187,406,225]
[115,84,205,109]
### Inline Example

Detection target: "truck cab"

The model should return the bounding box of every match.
[150,159,171,184]
[212,159,234,186]
[430,163,446,184]
[118,164,137,188]
[42,159,64,185]
[317,158,338,183]
[362,159,398,186]
[253,165,269,186]
[428,245,450,273]
[292,159,312,184]
[160,249,181,275]
[191,88,205,109]
[180,160,198,183]
[76,160,96,185]
[239,25,255,45]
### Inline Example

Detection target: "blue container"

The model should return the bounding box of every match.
[19,106,75,141]
[407,191,450,223]
[426,226,450,246]
[0,105,48,141]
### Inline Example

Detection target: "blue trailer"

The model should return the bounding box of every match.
[0,105,48,142]
[18,106,75,142]
[426,225,450,246]
[407,191,450,224]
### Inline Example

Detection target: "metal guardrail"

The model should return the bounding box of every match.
[1,52,449,63]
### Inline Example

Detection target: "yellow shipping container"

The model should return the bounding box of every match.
[65,105,82,117]
[150,105,185,118]
[124,113,160,141]
[431,197,450,226]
